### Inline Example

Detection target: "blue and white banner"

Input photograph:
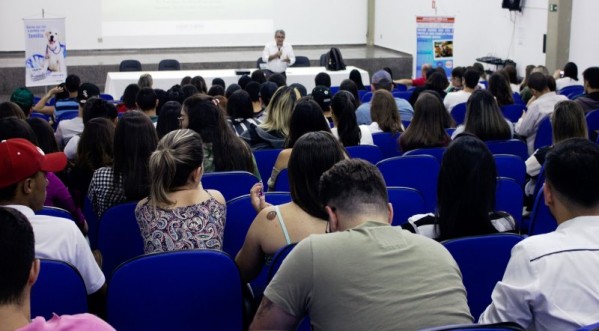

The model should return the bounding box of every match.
[24,18,67,87]
[416,16,454,77]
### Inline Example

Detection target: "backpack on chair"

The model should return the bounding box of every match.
[326,47,346,71]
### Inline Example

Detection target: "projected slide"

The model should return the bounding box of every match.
[101,0,274,37]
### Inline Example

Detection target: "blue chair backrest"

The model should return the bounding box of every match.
[486,139,529,160]
[442,233,523,320]
[83,196,100,250]
[451,103,468,124]
[223,192,292,258]
[513,92,524,105]
[393,84,408,92]
[586,109,599,140]
[358,89,369,100]
[387,187,426,226]
[394,90,413,101]
[56,110,79,124]
[532,166,546,202]
[30,112,51,122]
[446,128,456,137]
[372,132,402,159]
[495,177,524,225]
[202,171,259,202]
[346,145,384,165]
[500,104,526,123]
[376,155,440,212]
[97,202,143,280]
[494,154,526,187]
[576,321,599,331]
[31,259,88,320]
[119,59,142,72]
[158,59,180,71]
[329,86,340,95]
[273,168,290,192]
[361,91,373,103]
[291,56,310,67]
[403,147,446,163]
[107,250,243,331]
[533,116,552,151]
[419,321,527,330]
[528,188,558,236]
[559,85,584,97]
[36,206,75,222]
[253,149,283,190]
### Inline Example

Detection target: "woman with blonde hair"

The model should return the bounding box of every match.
[369,89,403,134]
[241,86,300,150]
[135,129,226,254]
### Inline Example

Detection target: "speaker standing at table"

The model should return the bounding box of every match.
[262,30,295,75]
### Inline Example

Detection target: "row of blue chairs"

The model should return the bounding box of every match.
[451,103,526,125]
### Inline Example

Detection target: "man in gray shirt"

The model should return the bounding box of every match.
[356,69,414,124]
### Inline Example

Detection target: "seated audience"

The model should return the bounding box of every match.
[399,91,454,153]
[445,66,465,93]
[0,138,105,296]
[368,89,404,134]
[254,81,278,119]
[515,72,568,154]
[227,90,261,136]
[314,72,331,88]
[191,75,208,94]
[0,207,114,330]
[88,111,158,218]
[55,83,100,148]
[117,83,140,113]
[136,87,159,123]
[54,74,81,117]
[331,91,373,146]
[409,71,449,106]
[356,70,414,124]
[503,65,520,94]
[182,95,259,178]
[207,84,225,97]
[310,85,333,121]
[268,73,286,87]
[244,81,263,115]
[488,72,515,107]
[554,62,581,91]
[212,77,226,89]
[0,101,26,119]
[236,132,346,283]
[479,138,599,329]
[288,83,307,97]
[251,159,472,330]
[452,89,513,140]
[180,76,192,86]
[251,70,267,84]
[137,73,153,89]
[444,68,479,113]
[349,69,366,90]
[575,66,599,113]
[339,79,361,108]
[403,134,515,239]
[10,87,35,117]
[395,63,432,87]
[136,129,226,254]
[156,100,182,139]
[267,100,332,190]
[242,86,299,150]
[473,62,488,88]
[520,65,550,105]
[525,101,588,203]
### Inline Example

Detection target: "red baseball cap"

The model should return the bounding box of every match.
[0,138,67,188]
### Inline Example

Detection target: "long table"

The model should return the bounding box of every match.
[104,66,369,98]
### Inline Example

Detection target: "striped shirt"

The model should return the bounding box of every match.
[228,117,261,136]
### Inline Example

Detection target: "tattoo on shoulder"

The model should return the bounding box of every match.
[266,210,277,221]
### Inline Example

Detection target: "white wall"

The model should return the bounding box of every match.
[0,0,367,51]
[570,0,599,75]
[375,0,548,77]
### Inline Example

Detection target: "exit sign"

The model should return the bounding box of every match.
[549,4,558,12]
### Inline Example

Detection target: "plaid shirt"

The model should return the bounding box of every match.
[88,167,126,218]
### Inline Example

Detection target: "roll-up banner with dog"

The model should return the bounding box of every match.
[416,16,454,78]
[23,18,67,87]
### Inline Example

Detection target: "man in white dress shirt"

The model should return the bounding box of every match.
[479,138,599,330]
[261,30,295,74]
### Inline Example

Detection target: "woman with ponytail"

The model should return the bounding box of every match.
[330,91,373,146]
[135,129,226,254]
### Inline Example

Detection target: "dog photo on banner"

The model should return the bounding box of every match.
[23,18,67,87]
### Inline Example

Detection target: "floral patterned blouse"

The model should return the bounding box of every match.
[135,192,226,254]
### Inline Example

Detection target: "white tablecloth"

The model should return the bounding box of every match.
[104,66,370,98]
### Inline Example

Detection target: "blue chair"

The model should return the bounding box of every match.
[495,177,524,225]
[31,259,88,320]
[486,139,529,160]
[494,154,526,187]
[585,109,599,141]
[158,59,180,71]
[568,91,584,100]
[330,86,340,95]
[83,196,100,250]
[202,171,259,202]
[56,110,79,124]
[36,206,75,222]
[372,132,402,159]
[532,166,546,202]
[446,128,456,137]
[402,120,411,129]
[97,202,143,280]
[119,59,142,72]
[559,85,584,97]
[419,322,526,330]
[99,93,114,101]
[266,243,311,331]
[346,145,384,165]
[358,90,368,101]
[393,84,408,92]
[451,103,468,124]
[253,149,283,190]
[361,91,373,103]
[533,116,552,151]
[403,147,446,163]
[500,104,525,123]
[290,55,310,67]
[273,168,290,192]
[376,155,440,212]
[528,188,558,236]
[576,321,599,331]
[30,112,51,122]
[387,187,426,226]
[107,250,243,331]
[442,233,524,320]
[223,192,292,259]
[394,90,413,101]
[513,92,524,105]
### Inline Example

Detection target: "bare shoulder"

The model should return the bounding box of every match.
[207,189,226,205]
[136,197,149,209]
[274,148,292,170]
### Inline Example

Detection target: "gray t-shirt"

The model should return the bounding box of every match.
[264,221,473,330]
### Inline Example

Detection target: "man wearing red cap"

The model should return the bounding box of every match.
[0,138,105,297]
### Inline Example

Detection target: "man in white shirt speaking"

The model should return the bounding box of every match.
[262,30,295,75]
